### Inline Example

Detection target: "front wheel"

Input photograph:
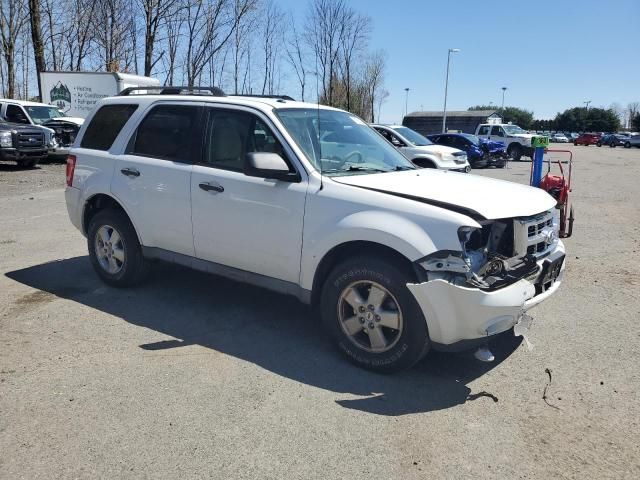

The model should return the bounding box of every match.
[17,158,38,168]
[87,209,148,287]
[320,256,430,372]
[610,142,616,148]
[624,142,631,148]
[596,142,602,147]
[507,144,522,161]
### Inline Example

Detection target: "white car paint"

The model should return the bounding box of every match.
[332,168,557,219]
[475,123,535,159]
[66,94,565,351]
[371,124,470,171]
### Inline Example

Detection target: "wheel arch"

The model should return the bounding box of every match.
[310,240,418,307]
[82,193,142,244]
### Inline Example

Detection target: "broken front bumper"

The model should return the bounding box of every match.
[407,241,565,349]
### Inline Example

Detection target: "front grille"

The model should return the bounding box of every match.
[514,210,558,258]
[17,131,44,148]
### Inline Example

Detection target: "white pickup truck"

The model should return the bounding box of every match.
[475,123,536,161]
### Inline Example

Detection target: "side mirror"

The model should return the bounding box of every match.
[244,152,300,182]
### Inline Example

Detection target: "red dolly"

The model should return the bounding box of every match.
[530,149,574,238]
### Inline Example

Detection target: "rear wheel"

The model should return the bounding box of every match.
[596,142,602,147]
[87,208,147,287]
[573,141,578,146]
[320,256,430,372]
[610,141,616,148]
[624,142,631,148]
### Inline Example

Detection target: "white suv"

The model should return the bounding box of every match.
[372,124,470,172]
[65,87,566,372]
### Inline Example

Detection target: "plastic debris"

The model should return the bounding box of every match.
[474,346,495,362]
[514,313,535,351]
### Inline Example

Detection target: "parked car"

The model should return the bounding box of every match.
[371,124,470,172]
[0,99,83,157]
[551,133,569,143]
[573,133,600,146]
[0,119,49,168]
[475,123,535,161]
[427,133,506,168]
[597,134,629,147]
[623,135,640,148]
[65,87,565,372]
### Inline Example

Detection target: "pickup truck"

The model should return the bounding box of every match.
[0,120,49,168]
[0,98,83,158]
[475,123,537,161]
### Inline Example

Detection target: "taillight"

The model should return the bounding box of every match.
[66,155,76,187]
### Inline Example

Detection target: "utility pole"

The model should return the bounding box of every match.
[501,87,508,116]
[442,48,460,133]
[404,88,410,119]
[583,100,591,110]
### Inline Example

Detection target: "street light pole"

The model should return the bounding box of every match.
[501,87,508,115]
[442,48,460,133]
[404,88,410,119]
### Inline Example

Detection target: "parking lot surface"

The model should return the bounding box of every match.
[1,145,639,479]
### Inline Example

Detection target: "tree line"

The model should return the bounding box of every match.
[0,0,389,121]
[469,102,640,133]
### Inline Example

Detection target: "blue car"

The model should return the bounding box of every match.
[427,133,507,169]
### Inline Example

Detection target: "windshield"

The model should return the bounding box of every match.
[276,109,415,176]
[25,105,65,124]
[391,126,432,146]
[461,133,480,145]
[503,125,526,135]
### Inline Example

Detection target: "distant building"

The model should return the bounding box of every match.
[403,110,502,135]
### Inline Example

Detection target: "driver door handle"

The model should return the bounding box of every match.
[199,182,224,193]
[120,167,140,177]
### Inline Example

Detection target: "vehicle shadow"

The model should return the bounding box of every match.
[6,256,522,416]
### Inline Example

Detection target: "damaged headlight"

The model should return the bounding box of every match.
[419,223,539,290]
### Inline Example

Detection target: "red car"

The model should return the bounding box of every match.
[573,133,601,146]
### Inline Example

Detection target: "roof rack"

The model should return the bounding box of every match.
[232,94,295,101]
[118,86,226,97]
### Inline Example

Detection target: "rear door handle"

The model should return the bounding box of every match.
[199,182,224,193]
[121,168,140,177]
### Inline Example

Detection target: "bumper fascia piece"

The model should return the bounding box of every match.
[407,241,565,348]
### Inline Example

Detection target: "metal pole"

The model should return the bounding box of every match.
[501,87,507,115]
[404,88,410,119]
[442,48,459,133]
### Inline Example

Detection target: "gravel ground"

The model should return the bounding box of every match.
[1,145,639,479]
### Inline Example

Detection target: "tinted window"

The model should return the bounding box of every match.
[203,110,288,172]
[478,125,490,135]
[130,104,199,161]
[6,105,29,124]
[81,104,138,150]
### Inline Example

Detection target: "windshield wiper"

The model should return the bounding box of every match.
[322,165,389,174]
[394,165,415,171]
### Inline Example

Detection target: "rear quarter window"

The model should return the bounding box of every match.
[80,104,138,150]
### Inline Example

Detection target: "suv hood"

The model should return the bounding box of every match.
[333,169,556,220]
[43,117,84,127]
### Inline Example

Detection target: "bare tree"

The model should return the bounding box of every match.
[139,0,180,77]
[285,16,307,101]
[27,0,45,99]
[364,50,385,122]
[184,0,254,87]
[92,0,136,72]
[338,9,370,111]
[260,0,283,95]
[0,0,28,98]
[627,102,640,128]
[305,0,347,105]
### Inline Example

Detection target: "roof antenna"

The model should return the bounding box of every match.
[315,56,323,191]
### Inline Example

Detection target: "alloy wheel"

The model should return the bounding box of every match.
[94,224,125,274]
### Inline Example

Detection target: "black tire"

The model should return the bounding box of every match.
[320,256,430,373]
[624,142,631,148]
[507,144,522,161]
[610,142,616,148]
[573,141,578,146]
[17,158,38,168]
[87,208,147,287]
[596,142,602,147]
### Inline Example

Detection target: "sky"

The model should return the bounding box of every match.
[280,0,640,124]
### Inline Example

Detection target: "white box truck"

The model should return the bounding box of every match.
[40,72,160,119]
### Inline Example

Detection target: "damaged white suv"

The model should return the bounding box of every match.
[65,87,565,372]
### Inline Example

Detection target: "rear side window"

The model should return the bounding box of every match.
[477,125,490,135]
[81,104,138,150]
[130,105,200,162]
